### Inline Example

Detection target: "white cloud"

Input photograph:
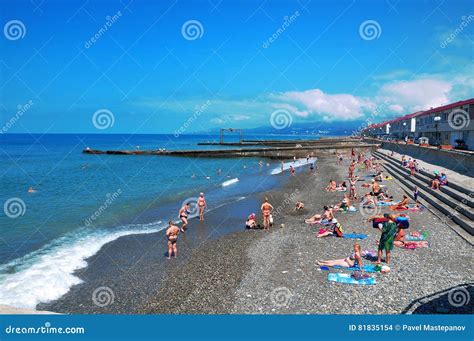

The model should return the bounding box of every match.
[274,89,372,121]
[377,78,452,112]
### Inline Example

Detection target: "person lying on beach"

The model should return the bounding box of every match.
[295,201,305,210]
[374,172,383,182]
[317,218,344,238]
[198,192,207,221]
[261,197,274,230]
[305,206,334,224]
[178,203,191,232]
[166,220,180,259]
[336,181,347,191]
[317,243,363,268]
[390,195,409,210]
[333,195,351,212]
[326,180,337,192]
[361,193,375,208]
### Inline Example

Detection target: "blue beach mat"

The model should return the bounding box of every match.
[377,201,396,206]
[405,235,426,241]
[328,273,376,285]
[333,264,378,273]
[343,233,368,239]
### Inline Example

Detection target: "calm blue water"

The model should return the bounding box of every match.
[0,133,316,309]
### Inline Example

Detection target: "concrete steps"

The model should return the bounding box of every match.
[372,151,474,237]
[375,150,474,204]
[374,151,474,220]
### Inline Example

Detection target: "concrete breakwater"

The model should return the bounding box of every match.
[83,143,378,159]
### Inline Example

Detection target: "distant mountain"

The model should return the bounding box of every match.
[194,120,367,137]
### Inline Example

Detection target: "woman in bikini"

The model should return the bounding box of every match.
[165,220,180,259]
[198,192,207,221]
[261,197,274,230]
[178,203,190,232]
[305,206,333,224]
[326,179,337,192]
[391,194,409,210]
[317,244,363,268]
[349,176,358,199]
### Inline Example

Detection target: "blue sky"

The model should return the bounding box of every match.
[0,0,473,133]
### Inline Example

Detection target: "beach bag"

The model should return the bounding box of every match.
[334,223,344,237]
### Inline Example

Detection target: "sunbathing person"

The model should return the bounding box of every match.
[305,206,333,224]
[333,195,351,211]
[317,218,344,238]
[361,193,375,208]
[326,179,337,192]
[391,194,409,210]
[431,176,440,190]
[295,201,305,211]
[439,172,448,186]
[245,213,260,229]
[317,243,363,268]
[336,181,347,191]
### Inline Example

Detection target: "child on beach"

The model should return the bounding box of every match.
[166,220,180,259]
[245,213,259,229]
[317,243,363,268]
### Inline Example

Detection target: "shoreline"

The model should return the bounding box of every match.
[35,155,473,314]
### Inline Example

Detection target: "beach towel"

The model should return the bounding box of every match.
[333,264,378,273]
[343,233,368,239]
[407,204,424,211]
[377,201,396,206]
[328,273,376,285]
[405,233,426,241]
[398,241,429,249]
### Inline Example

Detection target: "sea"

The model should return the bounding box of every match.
[0,133,318,309]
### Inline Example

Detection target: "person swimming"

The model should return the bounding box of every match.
[28,186,36,193]
[198,192,207,221]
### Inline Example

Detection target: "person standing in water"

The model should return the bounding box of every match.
[178,203,190,232]
[166,220,180,259]
[198,192,207,221]
[261,197,274,230]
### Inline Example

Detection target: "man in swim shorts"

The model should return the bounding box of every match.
[166,220,180,259]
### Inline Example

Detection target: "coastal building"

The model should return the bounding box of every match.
[362,98,474,150]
